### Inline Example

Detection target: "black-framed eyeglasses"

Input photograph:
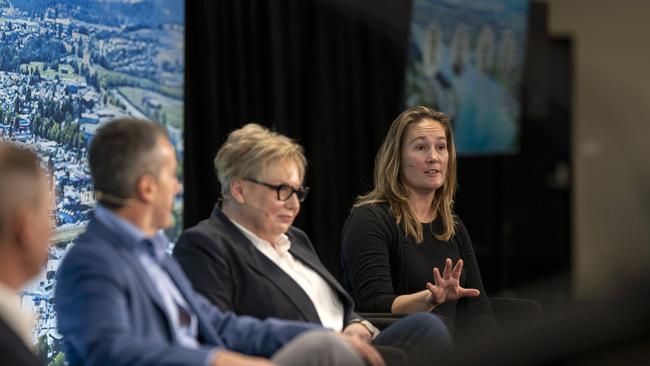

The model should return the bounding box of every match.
[244,178,310,202]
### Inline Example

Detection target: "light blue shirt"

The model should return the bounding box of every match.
[94,205,215,364]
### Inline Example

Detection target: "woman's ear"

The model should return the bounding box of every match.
[229,178,246,204]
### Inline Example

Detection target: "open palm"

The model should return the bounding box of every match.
[426,258,480,306]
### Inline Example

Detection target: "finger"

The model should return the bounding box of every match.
[426,282,435,292]
[459,287,480,298]
[452,259,464,279]
[360,342,386,366]
[426,282,439,296]
[426,282,443,305]
[433,267,443,284]
[443,258,453,279]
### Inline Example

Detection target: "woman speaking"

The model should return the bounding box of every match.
[340,106,498,342]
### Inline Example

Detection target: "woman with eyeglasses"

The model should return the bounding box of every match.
[174,123,451,366]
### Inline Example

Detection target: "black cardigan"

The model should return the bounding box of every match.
[340,203,498,337]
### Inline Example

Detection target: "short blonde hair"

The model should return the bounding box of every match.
[355,106,457,242]
[214,123,307,196]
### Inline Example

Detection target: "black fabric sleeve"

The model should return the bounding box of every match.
[173,230,235,312]
[340,206,398,313]
[454,218,499,336]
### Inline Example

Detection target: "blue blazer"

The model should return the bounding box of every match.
[54,214,319,366]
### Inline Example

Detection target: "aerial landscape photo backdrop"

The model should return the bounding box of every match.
[0,1,184,363]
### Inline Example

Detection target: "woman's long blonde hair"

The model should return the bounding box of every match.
[355,106,457,242]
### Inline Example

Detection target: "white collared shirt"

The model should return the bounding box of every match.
[230,220,345,331]
[0,282,35,350]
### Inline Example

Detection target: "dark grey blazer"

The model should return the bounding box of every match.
[174,205,361,327]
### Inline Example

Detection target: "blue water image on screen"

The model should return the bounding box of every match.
[405,0,529,155]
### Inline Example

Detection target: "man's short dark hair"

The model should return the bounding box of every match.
[88,118,169,208]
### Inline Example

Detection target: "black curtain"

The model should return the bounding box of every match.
[185,0,413,279]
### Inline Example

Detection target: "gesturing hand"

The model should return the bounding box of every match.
[426,258,480,306]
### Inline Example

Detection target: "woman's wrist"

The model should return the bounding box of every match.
[391,290,436,313]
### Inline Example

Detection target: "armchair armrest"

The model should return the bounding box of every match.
[358,297,543,333]
[358,313,406,330]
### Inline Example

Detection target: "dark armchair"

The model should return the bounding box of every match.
[360,297,543,334]
[489,296,543,333]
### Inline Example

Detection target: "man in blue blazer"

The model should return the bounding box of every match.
[54,118,383,366]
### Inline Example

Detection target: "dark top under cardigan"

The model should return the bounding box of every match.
[340,203,498,338]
